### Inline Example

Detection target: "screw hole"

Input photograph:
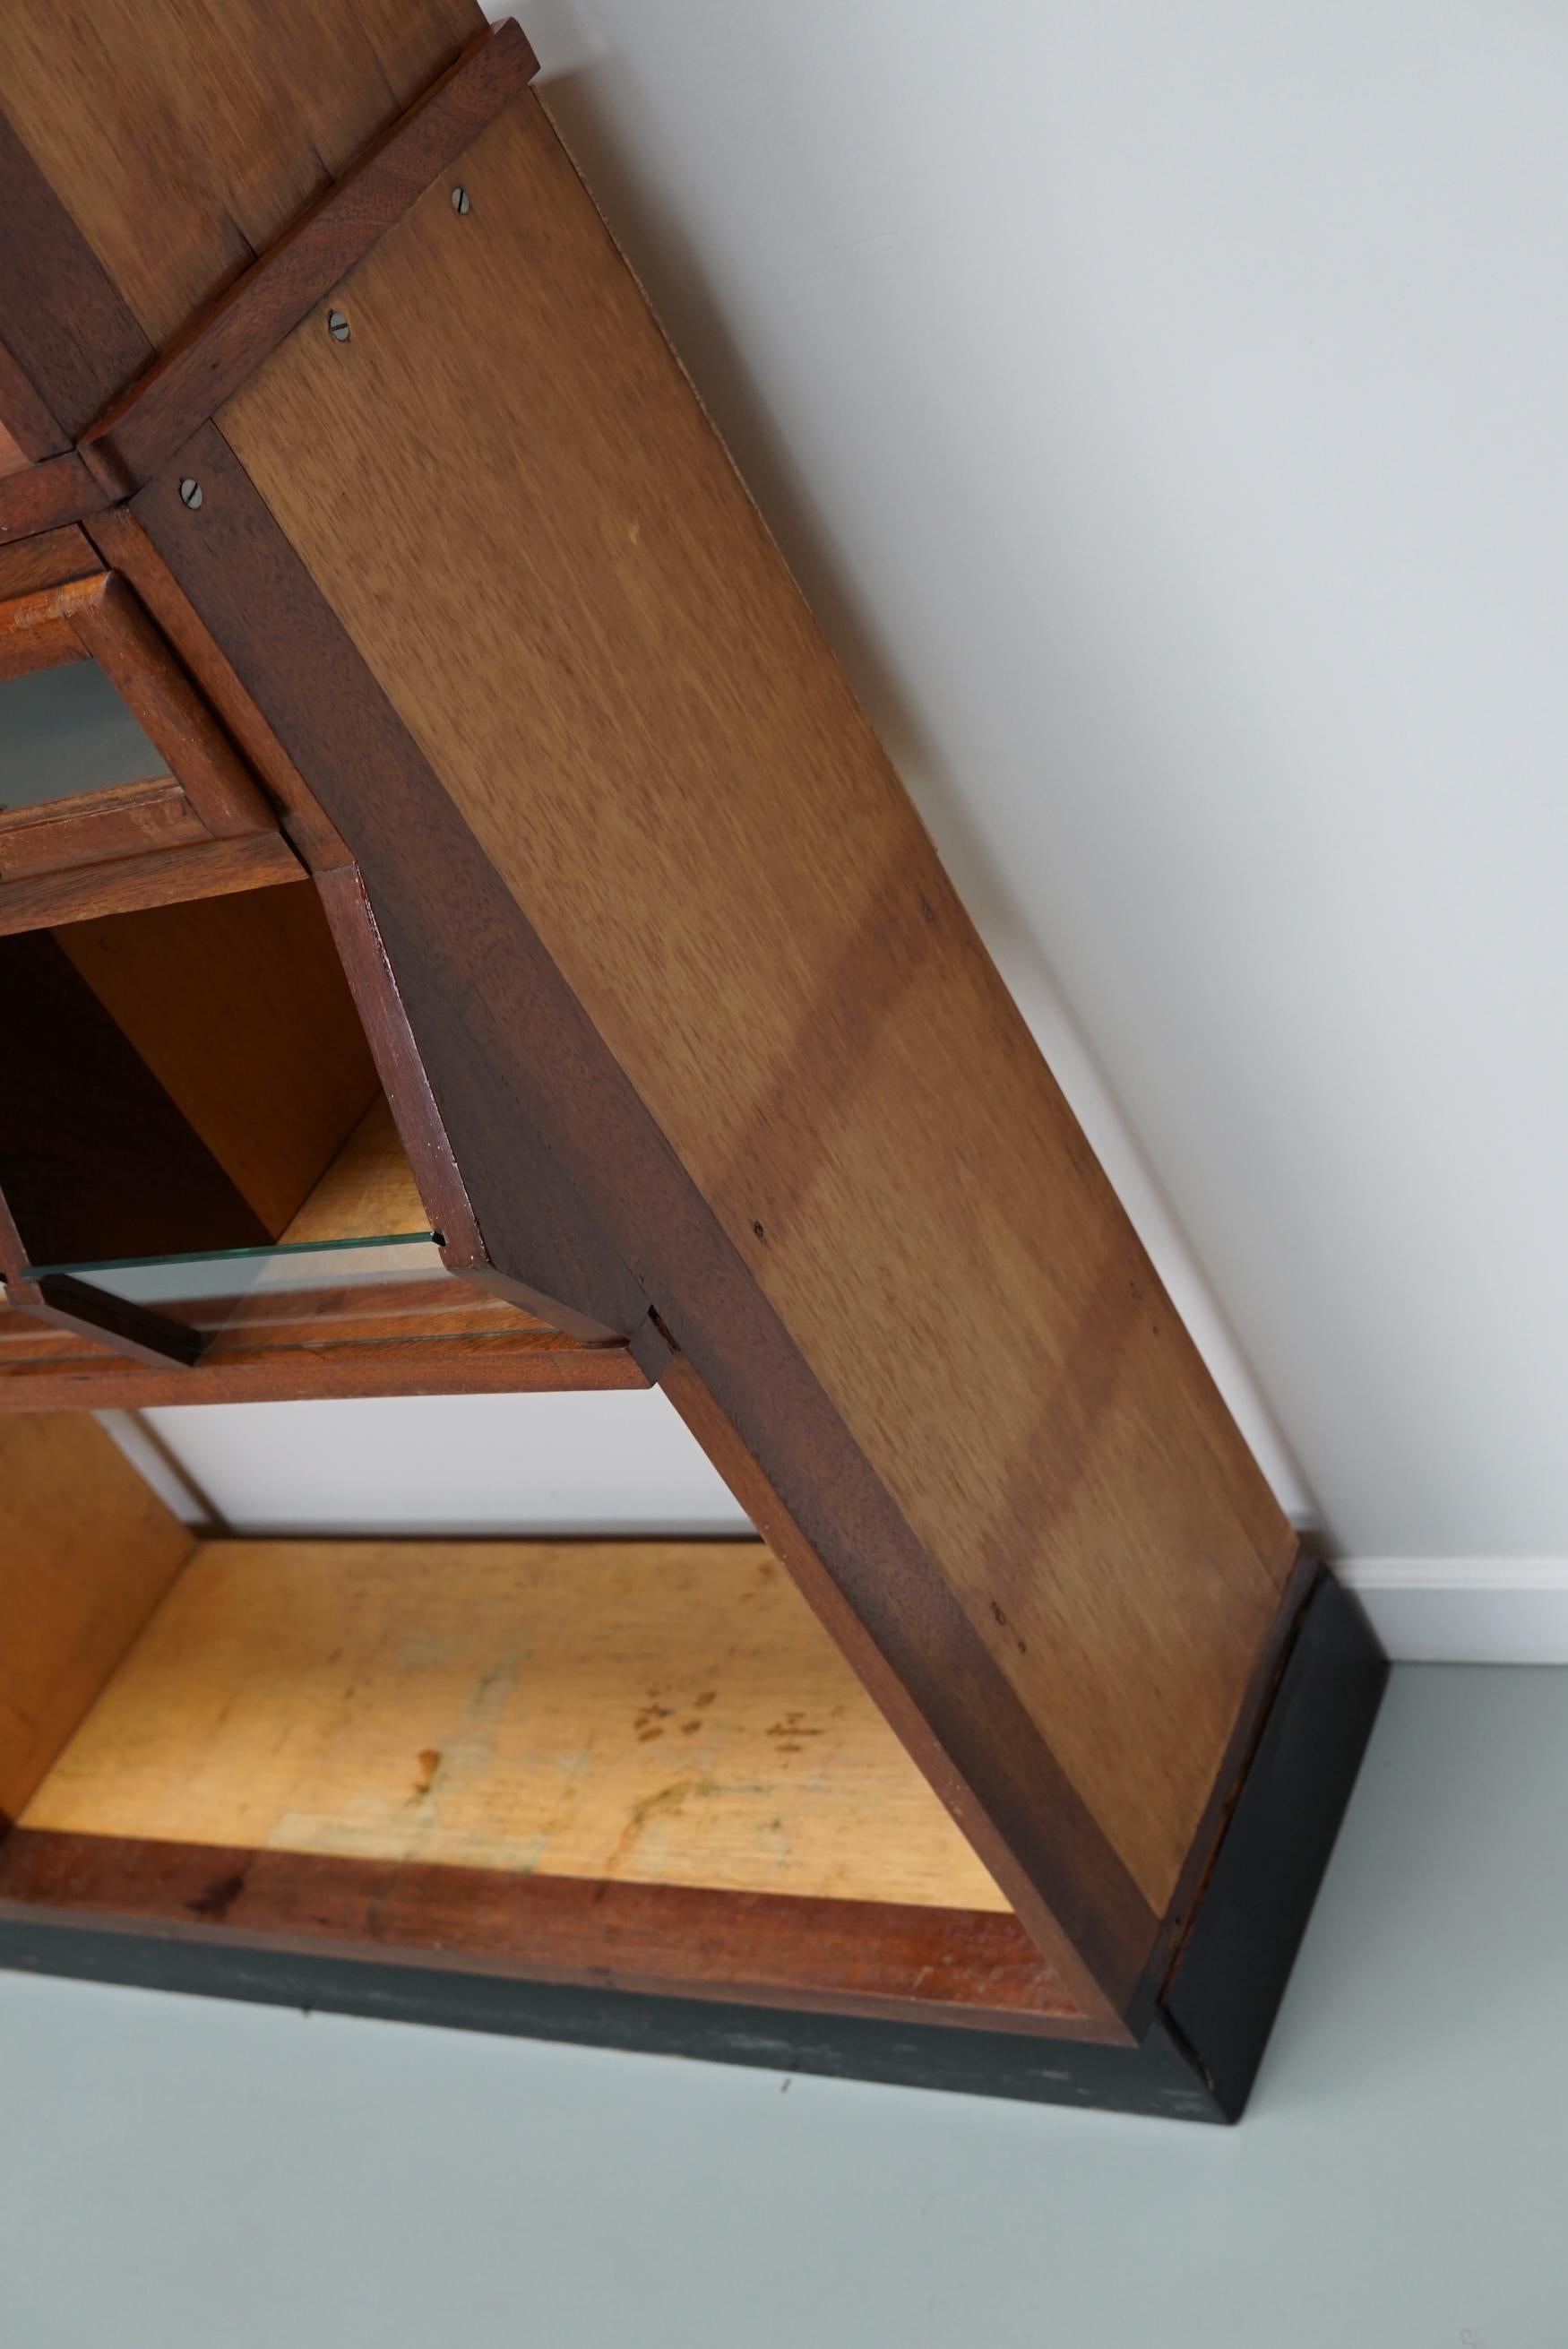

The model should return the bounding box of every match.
[752,1221,766,1241]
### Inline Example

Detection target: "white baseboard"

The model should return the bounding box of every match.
[1333,1559,1568,1664]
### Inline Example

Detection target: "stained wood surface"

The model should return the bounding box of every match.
[0,1301,643,1410]
[0,1834,1086,2037]
[56,883,380,1238]
[0,453,110,545]
[218,91,1297,1921]
[0,1412,193,1823]
[25,1540,1012,1913]
[0,0,483,355]
[82,22,537,497]
[0,781,204,884]
[0,523,100,600]
[0,830,303,937]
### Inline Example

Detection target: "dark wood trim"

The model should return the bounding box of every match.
[0,780,208,884]
[78,23,540,499]
[318,864,626,1344]
[0,829,304,937]
[83,506,351,871]
[0,112,154,443]
[0,522,101,600]
[65,575,276,839]
[132,421,1155,2029]
[9,1274,204,1369]
[0,1838,1090,2039]
[0,450,113,545]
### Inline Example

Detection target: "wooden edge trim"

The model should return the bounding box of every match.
[79,22,540,498]
[315,867,488,1269]
[10,1274,204,1369]
[0,781,207,883]
[66,577,276,837]
[317,864,633,1344]
[0,1329,647,1411]
[134,423,1160,2026]
[0,451,114,546]
[0,829,304,937]
[0,1834,1098,2040]
[0,523,101,600]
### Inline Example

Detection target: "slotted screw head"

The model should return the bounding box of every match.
[327,308,350,342]
[179,477,203,509]
[452,185,471,213]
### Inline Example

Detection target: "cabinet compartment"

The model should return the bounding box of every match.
[0,1447,1081,2040]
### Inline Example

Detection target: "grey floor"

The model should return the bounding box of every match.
[1,1664,1560,2347]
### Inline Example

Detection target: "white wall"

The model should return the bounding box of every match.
[4,1662,1563,2345]
[150,0,1568,1635]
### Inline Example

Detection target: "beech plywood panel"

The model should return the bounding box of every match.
[220,92,1297,1913]
[24,1539,1013,1913]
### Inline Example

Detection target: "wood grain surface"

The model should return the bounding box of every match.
[81,22,538,497]
[24,1539,1014,1914]
[0,0,483,355]
[0,1412,192,1823]
[217,91,1297,1921]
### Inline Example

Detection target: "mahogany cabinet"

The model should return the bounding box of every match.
[0,2,1383,2119]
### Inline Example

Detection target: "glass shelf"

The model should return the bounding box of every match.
[21,1231,444,1315]
[0,658,168,816]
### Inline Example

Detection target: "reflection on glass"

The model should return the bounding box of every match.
[0,659,168,816]
[22,1232,442,1313]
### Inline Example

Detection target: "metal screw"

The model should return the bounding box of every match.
[451,185,471,214]
[179,477,203,510]
[327,308,350,342]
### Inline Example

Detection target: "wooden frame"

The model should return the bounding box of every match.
[0,528,294,927]
[0,2,1389,2109]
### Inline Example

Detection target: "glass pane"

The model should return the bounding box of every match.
[0,659,168,816]
[22,1231,442,1313]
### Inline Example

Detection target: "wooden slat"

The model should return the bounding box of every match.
[0,1320,643,1411]
[0,0,483,356]
[24,1539,1014,1916]
[0,1835,1088,2037]
[0,451,110,544]
[0,523,100,600]
[0,1412,193,1824]
[0,781,205,883]
[212,93,1297,1930]
[56,883,380,1238]
[0,830,303,937]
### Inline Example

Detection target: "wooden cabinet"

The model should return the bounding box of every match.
[0,3,1384,2119]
